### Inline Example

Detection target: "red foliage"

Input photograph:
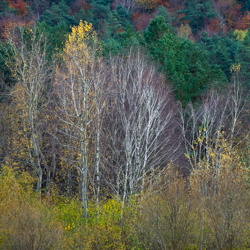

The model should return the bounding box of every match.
[0,15,35,41]
[156,0,170,8]
[204,18,224,36]
[131,12,140,22]
[119,26,125,33]
[13,0,27,16]
[4,0,15,9]
[134,12,152,31]
[212,0,242,30]
[71,0,92,14]
[168,0,185,12]
[4,0,27,16]
[234,11,250,30]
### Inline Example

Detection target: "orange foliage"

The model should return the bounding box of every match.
[156,0,170,8]
[71,0,92,14]
[136,0,158,11]
[177,13,190,25]
[131,11,140,22]
[0,16,35,40]
[136,0,170,11]
[0,15,34,40]
[234,11,250,30]
[134,12,152,30]
[213,0,242,30]
[119,26,124,33]
[205,18,224,36]
[4,0,27,16]
[13,0,27,16]
[4,0,15,8]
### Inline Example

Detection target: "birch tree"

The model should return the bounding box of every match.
[106,49,180,202]
[180,80,245,173]
[54,21,107,217]
[180,71,246,249]
[6,26,52,196]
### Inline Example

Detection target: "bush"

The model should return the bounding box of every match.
[0,166,63,250]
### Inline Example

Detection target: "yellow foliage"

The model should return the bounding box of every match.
[61,197,140,249]
[230,63,241,74]
[0,167,63,249]
[176,23,195,42]
[63,20,98,66]
[234,29,248,41]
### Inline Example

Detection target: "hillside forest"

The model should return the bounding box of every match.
[2,0,250,249]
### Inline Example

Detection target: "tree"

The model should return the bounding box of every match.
[106,49,179,202]
[87,0,111,31]
[54,20,107,217]
[40,0,77,27]
[181,78,246,249]
[180,82,245,172]
[235,31,250,86]
[6,26,52,196]
[238,0,250,13]
[144,17,226,105]
[199,31,239,80]
[177,0,217,35]
[112,0,136,12]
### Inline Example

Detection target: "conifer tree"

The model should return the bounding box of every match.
[178,0,217,35]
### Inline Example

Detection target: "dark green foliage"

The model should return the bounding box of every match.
[101,11,142,56]
[116,5,131,26]
[199,30,239,80]
[237,0,250,12]
[74,7,94,24]
[101,10,122,55]
[177,0,217,35]
[121,23,143,47]
[40,1,77,27]
[235,31,250,86]
[0,41,15,90]
[36,21,68,59]
[144,16,169,45]
[74,0,111,31]
[144,16,226,105]
[104,10,122,39]
[0,0,13,16]
[0,0,17,17]
[156,6,174,32]
[88,0,111,30]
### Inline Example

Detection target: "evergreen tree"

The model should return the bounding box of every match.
[104,10,121,39]
[102,10,122,55]
[235,31,250,86]
[144,16,169,45]
[0,0,17,17]
[177,0,217,35]
[156,6,173,26]
[36,21,68,59]
[144,17,226,105]
[238,0,250,13]
[40,1,77,27]
[116,5,131,27]
[74,7,94,24]
[89,0,111,30]
[199,31,239,80]
[0,41,15,92]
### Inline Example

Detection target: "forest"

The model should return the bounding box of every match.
[1,0,250,249]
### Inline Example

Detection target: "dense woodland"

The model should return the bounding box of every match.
[2,0,250,249]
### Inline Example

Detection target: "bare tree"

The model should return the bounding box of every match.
[181,79,246,249]
[180,82,245,173]
[105,49,180,203]
[6,26,52,196]
[112,0,137,12]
